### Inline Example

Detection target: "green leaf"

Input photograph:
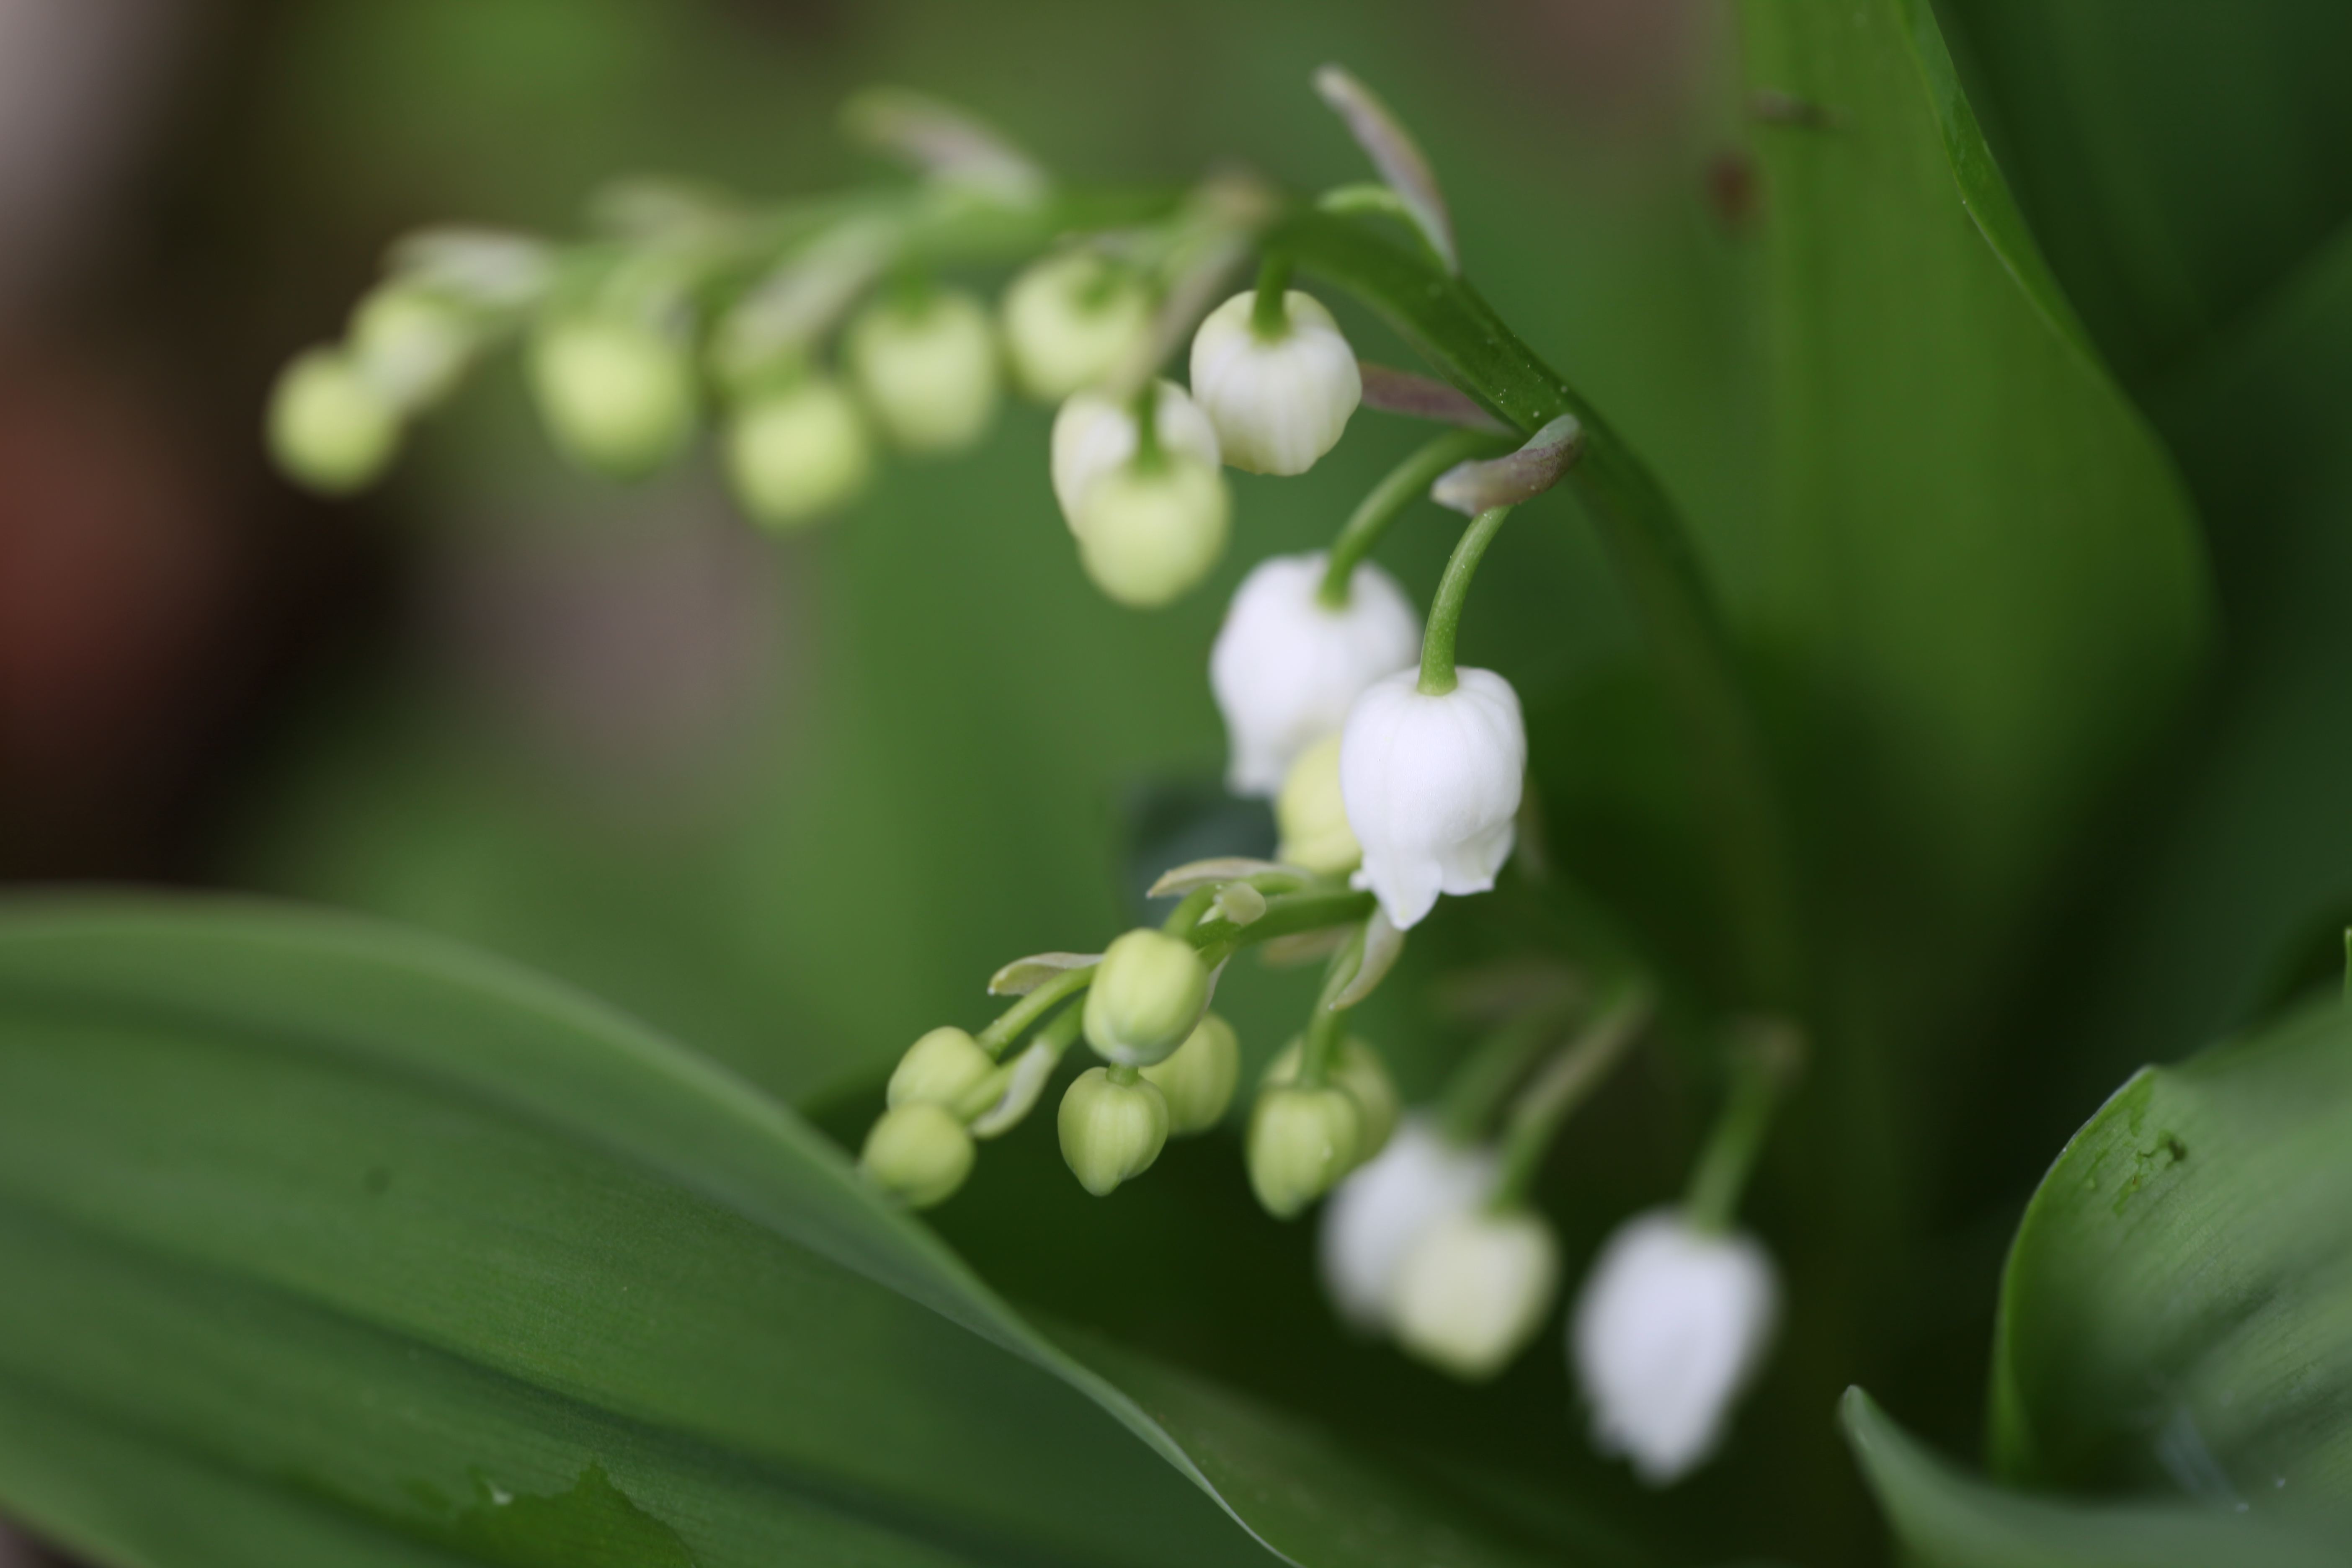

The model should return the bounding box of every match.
[1932,0,2352,386]
[1841,1387,2344,1568]
[0,895,1605,1568]
[1989,1000,2352,1514]
[1738,0,2212,970]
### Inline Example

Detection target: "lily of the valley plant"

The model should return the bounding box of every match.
[272,67,1801,1484]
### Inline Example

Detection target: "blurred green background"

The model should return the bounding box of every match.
[5,0,2352,1563]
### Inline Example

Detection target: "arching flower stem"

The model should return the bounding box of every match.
[1417,505,1514,696]
[1317,428,1513,609]
[1682,1021,1805,1234]
[1489,981,1652,1209]
[1250,253,1296,338]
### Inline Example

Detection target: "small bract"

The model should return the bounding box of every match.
[1188,289,1361,475]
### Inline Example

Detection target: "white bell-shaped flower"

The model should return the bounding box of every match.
[1210,552,1420,797]
[1049,379,1219,533]
[1571,1208,1779,1486]
[1318,1116,1497,1333]
[1339,668,1525,930]
[1390,1207,1561,1380]
[1188,289,1361,475]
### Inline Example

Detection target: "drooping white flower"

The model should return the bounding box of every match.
[1571,1208,1780,1485]
[1049,379,1219,531]
[1318,1116,1498,1332]
[1338,668,1525,930]
[1210,552,1420,797]
[1188,289,1361,475]
[1390,1207,1561,1380]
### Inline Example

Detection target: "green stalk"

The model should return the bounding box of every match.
[1299,925,1368,1087]
[974,963,1095,1055]
[1251,253,1295,338]
[1274,207,1803,1006]
[1682,1021,1804,1233]
[1318,428,1512,607]
[1490,983,1651,1208]
[1434,1003,1578,1146]
[1418,506,1512,695]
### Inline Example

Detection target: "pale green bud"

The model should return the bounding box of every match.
[1139,1012,1240,1134]
[1083,928,1211,1066]
[1392,1209,1561,1380]
[1001,252,1153,401]
[725,379,873,528]
[859,1102,975,1208]
[1057,1067,1169,1197]
[267,348,400,495]
[529,316,696,479]
[846,289,999,454]
[349,287,475,410]
[1276,734,1362,874]
[886,1026,995,1109]
[1265,1034,1400,1162]
[1248,1083,1364,1218]
[1073,456,1231,609]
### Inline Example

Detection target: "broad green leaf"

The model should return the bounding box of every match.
[1932,0,2352,387]
[0,896,1598,1568]
[1988,1002,2352,1526]
[1738,0,2211,981]
[1841,1388,2343,1568]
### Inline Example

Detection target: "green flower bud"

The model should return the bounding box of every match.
[1276,734,1362,874]
[1265,1033,1400,1162]
[846,289,998,454]
[1073,456,1231,609]
[349,287,475,410]
[267,348,400,495]
[1139,1012,1240,1134]
[886,1026,995,1109]
[859,1102,975,1209]
[1057,1067,1169,1197]
[1001,252,1153,401]
[529,316,696,479]
[1247,1083,1363,1218]
[725,379,873,528]
[1083,928,1211,1066]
